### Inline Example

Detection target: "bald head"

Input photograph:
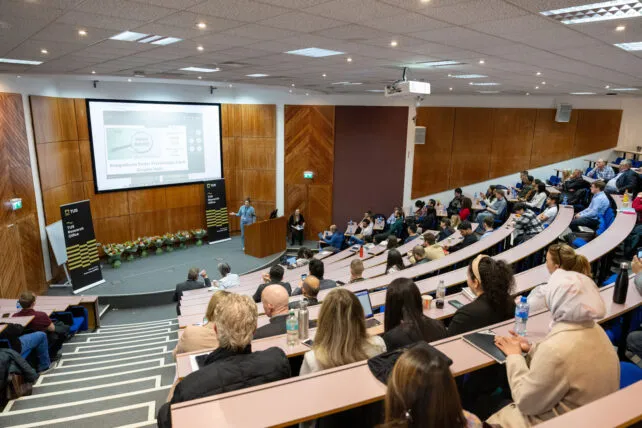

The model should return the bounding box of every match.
[261,284,289,317]
[302,275,320,299]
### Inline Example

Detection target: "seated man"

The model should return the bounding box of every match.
[514,174,533,199]
[318,224,344,253]
[446,188,464,217]
[374,211,403,244]
[444,221,478,253]
[404,223,420,244]
[512,202,544,245]
[386,206,403,225]
[538,194,559,227]
[289,276,321,309]
[475,188,507,231]
[480,216,495,239]
[292,259,336,295]
[216,262,240,289]
[586,158,615,181]
[409,245,429,265]
[157,293,291,428]
[570,180,609,232]
[254,285,291,339]
[606,159,639,195]
[349,259,365,283]
[253,264,292,303]
[347,218,373,246]
[420,233,445,260]
[563,169,590,193]
[174,267,211,315]
[0,325,51,373]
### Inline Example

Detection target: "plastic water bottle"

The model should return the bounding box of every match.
[298,301,309,341]
[286,310,299,346]
[436,280,445,309]
[16,301,20,310]
[562,194,568,206]
[515,296,530,336]
[623,191,630,208]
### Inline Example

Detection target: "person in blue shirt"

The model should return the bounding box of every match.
[318,224,344,253]
[586,159,615,181]
[229,197,255,250]
[570,180,609,232]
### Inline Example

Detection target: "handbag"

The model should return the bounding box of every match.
[7,373,33,399]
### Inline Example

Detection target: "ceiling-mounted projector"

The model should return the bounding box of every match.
[384,67,431,97]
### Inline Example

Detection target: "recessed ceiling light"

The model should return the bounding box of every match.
[180,66,219,72]
[535,86,540,89]
[420,0,430,3]
[541,81,546,85]
[477,90,500,94]
[291,83,295,87]
[390,40,398,47]
[286,47,345,57]
[110,31,148,41]
[78,29,87,36]
[16,75,20,78]
[127,78,132,82]
[246,73,269,77]
[410,60,462,68]
[40,49,48,54]
[151,37,182,45]
[449,87,453,91]
[541,1,642,24]
[197,76,202,79]
[469,82,500,86]
[612,87,639,91]
[322,73,327,77]
[451,74,487,78]
[197,45,204,51]
[605,85,610,89]
[616,25,626,31]
[347,57,353,62]
[289,89,293,93]
[91,70,96,74]
[0,58,43,65]
[536,71,542,76]
[138,35,163,43]
[570,92,596,95]
[228,84,233,88]
[526,92,530,96]
[478,59,485,64]
[305,93,309,96]
[615,41,642,51]
[197,22,207,29]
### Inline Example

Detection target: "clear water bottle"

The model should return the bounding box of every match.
[16,301,20,310]
[286,310,299,346]
[298,300,309,341]
[562,194,568,206]
[515,296,530,336]
[436,280,445,309]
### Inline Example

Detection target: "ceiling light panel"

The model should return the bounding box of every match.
[285,47,344,57]
[451,74,487,78]
[469,82,500,86]
[410,60,462,68]
[180,67,219,72]
[246,73,269,77]
[0,58,43,65]
[611,87,639,90]
[110,31,182,45]
[110,31,149,41]
[541,0,642,24]
[614,41,642,50]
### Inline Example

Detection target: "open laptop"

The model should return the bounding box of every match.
[354,289,381,328]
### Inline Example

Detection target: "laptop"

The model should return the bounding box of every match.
[354,289,381,328]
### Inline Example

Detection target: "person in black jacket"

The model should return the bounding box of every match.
[157,293,291,428]
[446,188,464,217]
[382,278,446,351]
[607,159,640,195]
[288,208,305,245]
[444,221,478,253]
[254,284,291,339]
[173,267,211,315]
[252,264,292,303]
[291,259,336,295]
[437,218,455,241]
[563,169,590,194]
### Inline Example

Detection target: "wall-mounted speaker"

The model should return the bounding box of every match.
[555,103,572,123]
[415,126,426,144]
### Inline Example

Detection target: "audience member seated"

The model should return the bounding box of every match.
[623,192,642,258]
[525,183,547,210]
[386,206,403,225]
[475,188,507,230]
[606,159,640,195]
[459,197,473,221]
[515,174,533,199]
[480,217,495,239]
[300,288,386,375]
[14,291,69,357]
[447,188,464,217]
[444,221,478,253]
[527,244,592,312]
[563,169,590,194]
[288,208,305,246]
[173,291,228,357]
[348,218,374,246]
[253,264,292,303]
[404,223,420,244]
[586,158,615,181]
[254,285,291,339]
[537,194,559,227]
[349,259,365,283]
[382,278,446,351]
[450,214,462,229]
[382,343,482,427]
[408,245,429,266]
[419,200,438,231]
[420,232,446,260]
[481,185,497,205]
[447,255,515,336]
[173,267,211,315]
[385,249,405,274]
[292,259,336,295]
[438,218,455,241]
[513,202,544,245]
[294,247,314,267]
[289,276,321,309]
[375,211,403,244]
[2,328,52,373]
[214,262,240,289]
[626,256,642,359]
[318,224,344,253]
[157,293,291,428]
[569,180,608,232]
[414,199,427,220]
[490,270,618,427]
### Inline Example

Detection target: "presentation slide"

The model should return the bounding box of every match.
[87,100,222,192]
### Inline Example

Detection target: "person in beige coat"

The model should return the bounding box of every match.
[488,269,619,427]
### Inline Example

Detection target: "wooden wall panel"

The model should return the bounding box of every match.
[573,109,623,157]
[239,138,276,170]
[242,170,276,202]
[0,225,27,298]
[78,139,94,181]
[284,105,335,239]
[237,104,276,138]
[129,211,170,239]
[94,216,131,244]
[166,184,202,209]
[36,141,82,191]
[530,109,578,169]
[489,108,537,178]
[168,206,205,232]
[17,215,46,293]
[43,183,86,224]
[30,96,78,144]
[127,188,167,214]
[449,108,494,189]
[412,107,455,198]
[74,99,89,140]
[83,181,129,220]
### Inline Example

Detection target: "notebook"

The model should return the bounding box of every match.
[463,331,506,364]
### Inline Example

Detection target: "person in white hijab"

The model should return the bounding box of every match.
[488,270,619,427]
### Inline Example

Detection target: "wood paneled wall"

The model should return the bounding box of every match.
[31,97,276,252]
[284,105,335,240]
[412,107,622,198]
[0,93,46,298]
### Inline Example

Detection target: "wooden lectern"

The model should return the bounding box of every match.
[245,216,287,258]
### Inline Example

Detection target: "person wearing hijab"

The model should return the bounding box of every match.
[488,271,619,427]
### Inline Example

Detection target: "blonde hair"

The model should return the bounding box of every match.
[450,214,461,228]
[548,243,592,277]
[350,259,364,276]
[204,290,230,324]
[214,293,257,351]
[313,288,369,369]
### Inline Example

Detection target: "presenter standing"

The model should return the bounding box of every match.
[230,197,255,250]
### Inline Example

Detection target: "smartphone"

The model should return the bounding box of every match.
[449,300,464,309]
[302,338,314,347]
[301,274,307,281]
[637,249,642,259]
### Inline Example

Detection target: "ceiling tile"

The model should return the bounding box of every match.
[251,0,329,7]
[314,24,392,41]
[55,10,147,30]
[30,22,115,45]
[5,39,84,60]
[132,22,206,40]
[219,24,298,40]
[130,0,203,8]
[362,12,451,33]
[72,0,176,21]
[419,0,529,25]
[189,0,291,23]
[258,11,344,32]
[305,0,402,23]
[156,11,244,32]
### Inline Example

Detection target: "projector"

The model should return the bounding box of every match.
[384,80,431,98]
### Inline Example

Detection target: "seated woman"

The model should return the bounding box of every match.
[490,271,618,426]
[382,278,446,351]
[527,243,592,312]
[386,236,399,250]
[525,182,548,211]
[385,249,405,274]
[438,218,455,241]
[459,197,473,222]
[173,291,229,358]
[414,200,427,220]
[382,343,483,428]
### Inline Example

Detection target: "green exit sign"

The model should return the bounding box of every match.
[10,198,22,211]
[303,171,314,179]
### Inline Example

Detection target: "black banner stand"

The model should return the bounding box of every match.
[204,179,231,244]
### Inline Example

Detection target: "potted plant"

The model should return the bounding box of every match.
[123,240,138,261]
[163,232,176,252]
[192,228,207,246]
[103,243,124,268]
[152,235,164,255]
[137,237,151,258]
[177,230,191,249]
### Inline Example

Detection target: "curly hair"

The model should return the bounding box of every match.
[467,257,515,313]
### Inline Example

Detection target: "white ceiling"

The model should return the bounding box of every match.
[1,0,641,95]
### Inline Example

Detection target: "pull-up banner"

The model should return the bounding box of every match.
[60,200,105,294]
[205,179,231,244]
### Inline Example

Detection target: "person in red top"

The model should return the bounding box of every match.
[13,291,55,332]
[459,197,473,222]
[623,192,642,258]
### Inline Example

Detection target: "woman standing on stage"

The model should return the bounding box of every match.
[230,197,255,250]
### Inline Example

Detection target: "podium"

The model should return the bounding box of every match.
[245,216,287,258]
